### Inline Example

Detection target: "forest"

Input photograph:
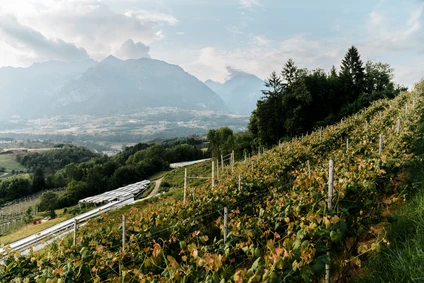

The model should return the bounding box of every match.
[207,46,406,157]
[0,138,207,210]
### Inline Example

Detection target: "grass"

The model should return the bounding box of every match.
[0,205,89,245]
[355,119,424,282]
[0,213,71,245]
[148,170,170,181]
[0,153,26,174]
[162,160,213,192]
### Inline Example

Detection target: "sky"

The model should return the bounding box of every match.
[0,0,423,87]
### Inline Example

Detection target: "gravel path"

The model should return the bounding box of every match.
[147,177,163,198]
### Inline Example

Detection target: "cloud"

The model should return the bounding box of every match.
[250,35,271,46]
[124,10,179,25]
[226,66,249,78]
[0,13,90,63]
[181,37,346,83]
[364,3,424,53]
[239,0,261,10]
[2,0,178,62]
[114,39,151,60]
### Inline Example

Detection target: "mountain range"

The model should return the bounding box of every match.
[205,70,264,114]
[0,56,264,119]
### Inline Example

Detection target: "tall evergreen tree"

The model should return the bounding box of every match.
[339,46,365,101]
[32,167,46,192]
[281,59,297,86]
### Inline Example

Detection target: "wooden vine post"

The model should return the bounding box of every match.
[216,159,219,181]
[397,118,401,133]
[212,161,215,188]
[379,134,383,155]
[326,159,334,283]
[224,207,228,244]
[122,215,126,251]
[184,168,187,204]
[73,219,77,246]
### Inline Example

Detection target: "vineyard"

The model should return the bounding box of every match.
[0,87,423,282]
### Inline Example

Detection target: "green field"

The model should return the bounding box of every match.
[0,153,26,175]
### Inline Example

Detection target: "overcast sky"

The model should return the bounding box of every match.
[0,0,423,87]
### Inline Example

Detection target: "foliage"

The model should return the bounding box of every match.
[0,86,421,282]
[16,145,100,173]
[248,46,403,147]
[31,167,45,192]
[39,191,59,212]
[0,177,31,201]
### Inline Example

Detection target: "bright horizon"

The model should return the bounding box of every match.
[0,0,423,87]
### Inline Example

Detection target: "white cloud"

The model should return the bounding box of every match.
[181,37,346,83]
[250,35,271,46]
[0,0,177,65]
[0,13,90,64]
[227,26,243,35]
[114,39,150,60]
[365,3,424,52]
[124,10,179,25]
[239,0,261,10]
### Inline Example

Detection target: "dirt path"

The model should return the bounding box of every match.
[0,172,9,178]
[147,177,163,198]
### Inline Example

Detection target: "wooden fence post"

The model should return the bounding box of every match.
[73,219,77,246]
[326,159,334,283]
[238,175,241,191]
[224,207,228,244]
[346,138,349,153]
[379,134,383,154]
[122,215,126,251]
[184,168,187,204]
[212,161,215,188]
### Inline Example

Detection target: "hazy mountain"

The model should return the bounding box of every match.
[0,56,228,119]
[0,60,96,119]
[52,56,228,115]
[205,70,264,114]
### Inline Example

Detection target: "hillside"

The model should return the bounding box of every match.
[0,57,228,119]
[0,88,422,281]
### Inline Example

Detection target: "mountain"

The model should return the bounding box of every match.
[0,56,228,119]
[0,60,96,119]
[205,70,264,114]
[52,56,228,115]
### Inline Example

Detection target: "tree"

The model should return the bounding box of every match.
[207,127,234,158]
[23,207,33,224]
[364,61,394,95]
[339,45,365,102]
[32,167,46,192]
[281,59,297,86]
[39,191,58,212]
[249,71,286,146]
[65,180,88,202]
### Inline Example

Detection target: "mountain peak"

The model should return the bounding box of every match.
[101,55,122,64]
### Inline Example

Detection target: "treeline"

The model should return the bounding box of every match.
[47,140,207,209]
[16,144,100,174]
[249,45,405,146]
[0,139,208,209]
[207,46,405,155]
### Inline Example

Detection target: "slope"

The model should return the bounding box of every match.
[0,88,422,282]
